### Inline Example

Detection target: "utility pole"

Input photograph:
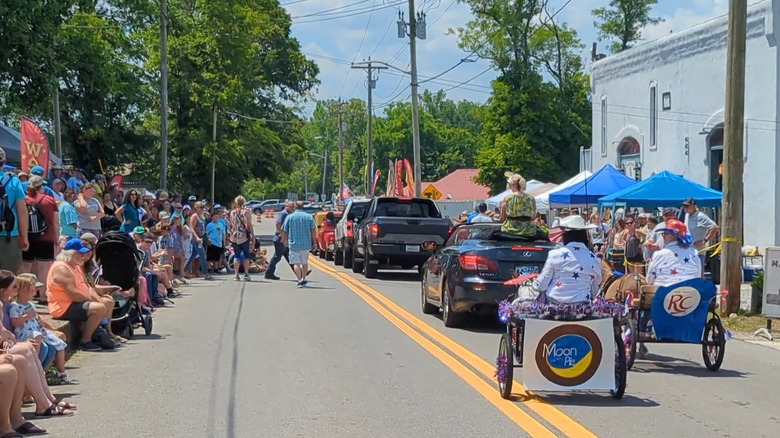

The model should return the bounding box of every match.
[351,59,386,194]
[53,87,62,158]
[159,0,170,190]
[337,99,346,201]
[721,0,747,315]
[211,105,217,205]
[398,4,426,196]
[322,148,328,199]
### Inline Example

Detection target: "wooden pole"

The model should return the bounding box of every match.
[720,0,747,315]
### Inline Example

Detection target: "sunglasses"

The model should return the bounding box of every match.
[626,221,635,225]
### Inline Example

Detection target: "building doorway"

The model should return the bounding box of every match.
[617,136,641,180]
[707,123,724,191]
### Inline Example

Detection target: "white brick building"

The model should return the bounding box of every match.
[586,0,780,249]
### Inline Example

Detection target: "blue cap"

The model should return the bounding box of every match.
[64,238,91,253]
[77,168,86,173]
[2,164,14,171]
[214,204,223,210]
[30,165,45,176]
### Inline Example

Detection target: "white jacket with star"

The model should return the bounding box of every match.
[646,242,701,287]
[533,242,602,304]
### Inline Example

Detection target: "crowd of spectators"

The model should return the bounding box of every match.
[0,147,269,436]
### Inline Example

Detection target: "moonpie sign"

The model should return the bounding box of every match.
[535,324,603,387]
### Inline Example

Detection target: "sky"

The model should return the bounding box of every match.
[283,0,730,115]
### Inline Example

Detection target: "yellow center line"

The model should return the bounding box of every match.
[320,259,558,437]
[310,258,598,438]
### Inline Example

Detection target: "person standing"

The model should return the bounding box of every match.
[74,183,105,238]
[265,201,293,280]
[470,203,493,223]
[21,176,59,291]
[682,198,720,276]
[281,202,316,288]
[228,196,254,281]
[0,147,29,272]
[185,202,211,279]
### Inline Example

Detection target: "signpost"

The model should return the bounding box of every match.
[763,247,780,318]
[421,184,442,200]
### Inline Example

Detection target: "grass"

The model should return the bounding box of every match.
[720,312,776,336]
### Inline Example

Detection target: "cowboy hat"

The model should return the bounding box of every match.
[558,215,597,230]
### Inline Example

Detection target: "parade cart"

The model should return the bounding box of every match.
[617,277,726,372]
[495,274,628,400]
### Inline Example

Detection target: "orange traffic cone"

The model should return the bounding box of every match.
[256,212,262,224]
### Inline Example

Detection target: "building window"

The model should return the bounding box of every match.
[649,83,658,149]
[600,95,607,156]
[617,136,642,180]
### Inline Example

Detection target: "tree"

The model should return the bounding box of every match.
[592,0,663,53]
[453,0,591,194]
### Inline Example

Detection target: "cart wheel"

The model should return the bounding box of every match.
[121,323,132,340]
[610,331,627,400]
[702,316,726,371]
[497,333,514,400]
[623,318,638,371]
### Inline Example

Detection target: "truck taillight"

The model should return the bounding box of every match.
[347,220,354,238]
[459,254,499,272]
[369,223,380,238]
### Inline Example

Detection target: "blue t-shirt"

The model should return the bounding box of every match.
[59,201,79,238]
[219,217,228,236]
[467,211,479,223]
[274,209,290,242]
[20,181,55,198]
[0,174,25,237]
[281,211,316,251]
[206,221,224,247]
[119,203,141,232]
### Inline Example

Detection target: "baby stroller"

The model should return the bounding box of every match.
[94,231,153,338]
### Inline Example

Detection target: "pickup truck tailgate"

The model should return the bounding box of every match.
[372,217,450,244]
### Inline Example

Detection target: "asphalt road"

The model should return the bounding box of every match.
[41,218,779,437]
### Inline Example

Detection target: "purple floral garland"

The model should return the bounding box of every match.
[498,297,625,323]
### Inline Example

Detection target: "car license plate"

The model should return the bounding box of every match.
[515,265,540,276]
[405,245,420,253]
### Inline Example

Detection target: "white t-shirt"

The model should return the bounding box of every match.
[470,213,494,223]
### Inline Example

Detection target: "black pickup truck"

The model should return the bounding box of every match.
[352,197,451,278]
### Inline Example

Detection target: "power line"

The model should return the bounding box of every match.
[441,67,492,92]
[293,0,406,24]
[339,0,378,97]
[291,0,374,19]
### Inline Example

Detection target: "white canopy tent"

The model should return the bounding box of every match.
[486,179,544,208]
[534,171,592,212]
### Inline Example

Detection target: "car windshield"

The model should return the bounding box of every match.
[452,224,540,242]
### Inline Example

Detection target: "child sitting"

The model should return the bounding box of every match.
[10,275,74,384]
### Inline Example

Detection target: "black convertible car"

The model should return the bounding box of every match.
[420,223,555,327]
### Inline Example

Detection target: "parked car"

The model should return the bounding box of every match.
[352,196,451,278]
[316,211,342,260]
[334,197,373,268]
[420,222,554,327]
[252,199,285,214]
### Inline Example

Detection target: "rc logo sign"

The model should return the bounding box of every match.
[534,324,603,387]
[663,286,701,317]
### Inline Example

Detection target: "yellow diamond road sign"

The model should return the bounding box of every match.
[422,184,442,200]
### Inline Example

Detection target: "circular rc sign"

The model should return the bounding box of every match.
[663,286,701,317]
[535,325,603,387]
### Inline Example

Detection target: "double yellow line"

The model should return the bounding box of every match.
[308,257,598,438]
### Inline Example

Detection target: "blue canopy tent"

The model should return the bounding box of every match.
[548,164,637,207]
[598,170,722,209]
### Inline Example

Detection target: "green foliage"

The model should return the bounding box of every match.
[592,0,663,53]
[752,270,764,290]
[454,0,591,194]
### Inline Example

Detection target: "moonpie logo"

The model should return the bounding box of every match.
[535,325,602,387]
[663,286,701,317]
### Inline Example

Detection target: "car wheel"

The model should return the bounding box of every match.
[352,247,363,273]
[441,280,462,328]
[318,248,325,259]
[334,247,344,266]
[421,274,438,315]
[325,250,334,261]
[364,254,378,278]
[343,246,353,269]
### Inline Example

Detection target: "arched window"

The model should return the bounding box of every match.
[617,136,641,180]
[649,82,658,149]
[707,123,724,191]
[600,95,607,156]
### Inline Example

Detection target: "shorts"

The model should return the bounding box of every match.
[0,236,21,272]
[206,245,223,262]
[289,250,309,265]
[232,241,251,261]
[22,240,56,262]
[78,228,102,239]
[55,301,90,323]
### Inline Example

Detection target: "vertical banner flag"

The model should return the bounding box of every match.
[341,183,353,200]
[110,175,124,189]
[20,118,50,174]
[386,160,396,196]
[371,170,381,195]
[403,158,415,197]
[394,159,404,196]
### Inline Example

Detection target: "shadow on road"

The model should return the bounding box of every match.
[633,362,749,378]
[531,393,660,408]
[373,270,421,283]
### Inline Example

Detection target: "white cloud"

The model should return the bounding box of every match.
[642,0,728,41]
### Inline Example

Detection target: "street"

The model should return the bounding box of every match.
[42,219,780,438]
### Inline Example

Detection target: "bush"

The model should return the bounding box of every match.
[752,270,764,290]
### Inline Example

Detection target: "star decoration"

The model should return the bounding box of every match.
[579,266,584,271]
[683,257,690,263]
[651,270,657,276]
[671,268,678,276]
[674,253,679,257]
[562,252,570,260]
[572,272,580,279]
[589,252,596,258]
[555,280,563,287]
[589,274,596,280]
[573,246,581,251]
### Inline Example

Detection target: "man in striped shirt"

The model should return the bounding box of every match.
[281,202,317,287]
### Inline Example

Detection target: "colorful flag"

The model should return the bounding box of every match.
[394,159,404,196]
[341,183,353,200]
[403,158,415,197]
[20,118,50,174]
[110,175,124,189]
[371,170,381,195]
[386,160,396,196]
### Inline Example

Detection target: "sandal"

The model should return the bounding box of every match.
[0,431,24,438]
[55,399,77,410]
[14,422,46,435]
[36,403,74,418]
